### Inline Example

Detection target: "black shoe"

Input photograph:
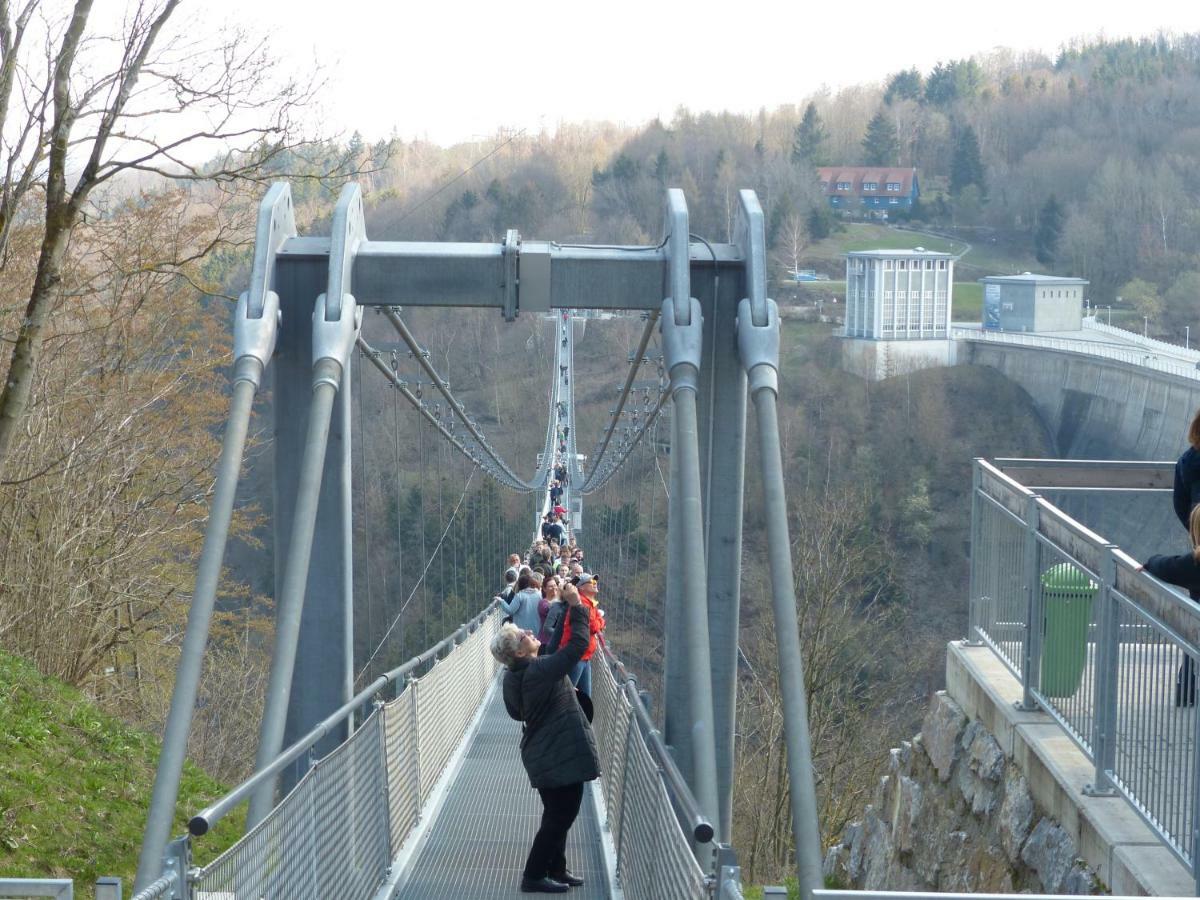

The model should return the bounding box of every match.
[521,876,570,894]
[551,869,584,887]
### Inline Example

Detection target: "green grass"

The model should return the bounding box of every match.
[0,651,244,897]
[807,223,961,259]
[799,223,1039,281]
[786,279,983,324]
[952,282,983,321]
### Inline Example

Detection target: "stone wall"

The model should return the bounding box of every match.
[823,691,1101,894]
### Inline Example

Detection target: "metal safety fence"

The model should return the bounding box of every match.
[592,647,744,899]
[0,880,75,899]
[968,458,1200,893]
[136,606,500,900]
[952,325,1200,381]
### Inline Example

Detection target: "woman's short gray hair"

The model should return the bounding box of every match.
[490,622,525,668]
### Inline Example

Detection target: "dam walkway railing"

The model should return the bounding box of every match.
[968,457,1200,894]
[952,325,1200,381]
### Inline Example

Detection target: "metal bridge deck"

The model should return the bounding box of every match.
[392,684,611,899]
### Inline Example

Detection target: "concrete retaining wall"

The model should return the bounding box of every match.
[964,342,1200,560]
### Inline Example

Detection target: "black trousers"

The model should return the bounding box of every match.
[523,781,584,879]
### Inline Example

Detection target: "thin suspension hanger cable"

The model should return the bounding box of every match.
[586,388,669,493]
[391,357,405,665]
[383,308,545,492]
[355,349,376,681]
[417,401,430,649]
[579,310,660,492]
[356,467,478,683]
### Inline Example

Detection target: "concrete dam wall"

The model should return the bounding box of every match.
[963,341,1200,560]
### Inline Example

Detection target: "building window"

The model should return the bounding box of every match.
[863,182,878,191]
[836,181,850,191]
[937,260,947,270]
[883,259,892,269]
[924,290,934,299]
[898,259,907,269]
[896,291,906,300]
[924,260,934,269]
[884,290,893,300]
[886,182,901,191]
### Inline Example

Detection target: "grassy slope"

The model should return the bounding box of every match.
[0,651,243,896]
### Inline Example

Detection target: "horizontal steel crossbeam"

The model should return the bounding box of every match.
[278,238,741,312]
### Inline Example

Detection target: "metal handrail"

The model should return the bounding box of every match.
[0,880,73,899]
[600,642,715,844]
[954,325,1200,381]
[188,600,498,835]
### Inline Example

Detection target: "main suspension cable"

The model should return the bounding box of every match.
[579,310,659,492]
[383,308,549,492]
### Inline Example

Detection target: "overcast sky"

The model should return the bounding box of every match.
[200,0,1200,147]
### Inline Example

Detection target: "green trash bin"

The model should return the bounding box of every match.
[1039,563,1098,697]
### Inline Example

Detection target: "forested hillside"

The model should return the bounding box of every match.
[347,32,1200,334]
[0,26,1189,889]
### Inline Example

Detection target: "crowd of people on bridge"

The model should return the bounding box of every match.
[489,412,608,892]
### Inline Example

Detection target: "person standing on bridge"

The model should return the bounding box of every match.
[501,572,544,635]
[1142,505,1200,706]
[546,574,603,697]
[492,583,598,893]
[1174,410,1200,531]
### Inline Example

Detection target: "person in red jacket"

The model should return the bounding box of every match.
[549,573,603,697]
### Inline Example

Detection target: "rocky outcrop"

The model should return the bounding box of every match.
[823,692,1100,894]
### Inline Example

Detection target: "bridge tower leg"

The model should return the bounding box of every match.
[253,185,363,818]
[696,230,748,845]
[659,190,722,838]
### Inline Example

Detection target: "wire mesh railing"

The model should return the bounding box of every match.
[968,458,1200,893]
[591,646,744,899]
[153,607,501,899]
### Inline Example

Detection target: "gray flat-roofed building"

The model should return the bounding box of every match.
[980,272,1089,332]
[844,248,954,340]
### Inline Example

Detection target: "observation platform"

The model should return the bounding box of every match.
[390,682,612,899]
[947,642,1194,895]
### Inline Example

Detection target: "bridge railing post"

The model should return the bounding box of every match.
[1018,494,1043,711]
[1192,702,1200,896]
[965,461,986,646]
[1085,545,1119,797]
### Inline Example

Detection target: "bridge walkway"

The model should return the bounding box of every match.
[392,682,611,899]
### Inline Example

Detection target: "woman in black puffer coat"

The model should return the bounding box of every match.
[492,584,600,894]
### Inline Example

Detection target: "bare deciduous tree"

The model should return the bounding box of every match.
[0,0,328,464]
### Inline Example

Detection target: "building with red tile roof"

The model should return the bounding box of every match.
[817,167,919,216]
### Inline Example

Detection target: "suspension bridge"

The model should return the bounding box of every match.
[104,181,818,900]
[8,180,1200,900]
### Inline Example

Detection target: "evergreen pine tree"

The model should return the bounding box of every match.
[1034,195,1065,265]
[949,125,986,196]
[861,111,900,166]
[884,68,924,105]
[791,102,828,165]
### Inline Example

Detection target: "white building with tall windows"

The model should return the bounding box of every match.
[842,248,957,379]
